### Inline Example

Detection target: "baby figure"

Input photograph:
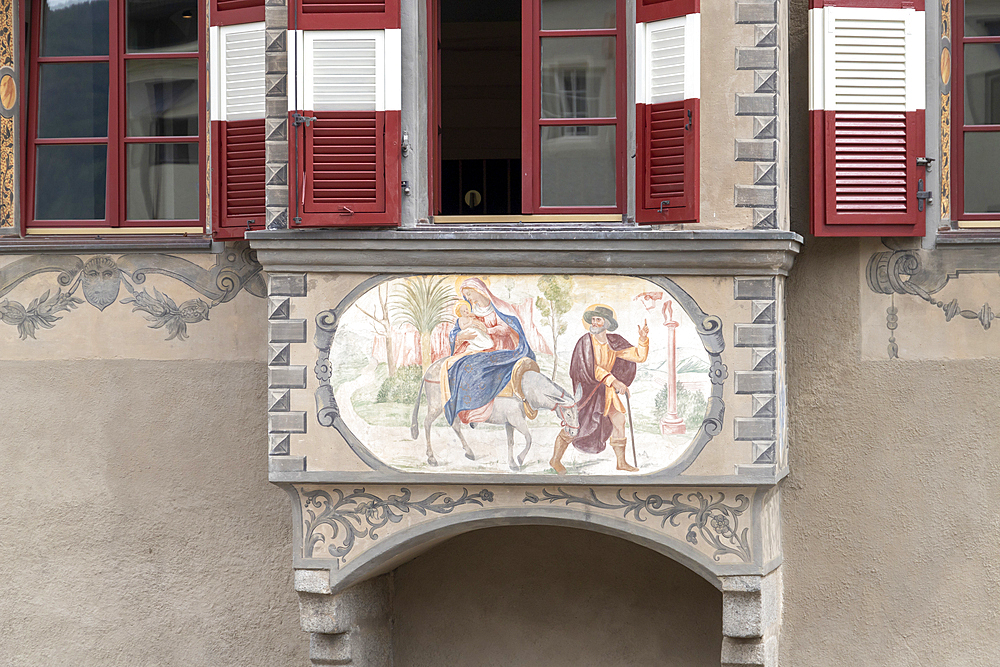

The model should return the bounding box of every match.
[453,301,493,355]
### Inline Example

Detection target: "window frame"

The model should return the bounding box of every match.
[951,0,1000,224]
[23,0,206,234]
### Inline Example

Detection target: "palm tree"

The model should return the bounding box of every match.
[390,276,456,371]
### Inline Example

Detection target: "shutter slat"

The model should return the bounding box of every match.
[831,110,911,214]
[305,111,384,208]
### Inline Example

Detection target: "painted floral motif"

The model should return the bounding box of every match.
[524,487,752,562]
[708,360,729,385]
[303,487,495,562]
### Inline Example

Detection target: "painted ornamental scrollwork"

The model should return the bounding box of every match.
[0,241,265,340]
[524,488,752,562]
[302,487,495,563]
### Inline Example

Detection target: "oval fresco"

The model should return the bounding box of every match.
[326,275,717,475]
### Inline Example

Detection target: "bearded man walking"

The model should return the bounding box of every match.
[550,304,649,474]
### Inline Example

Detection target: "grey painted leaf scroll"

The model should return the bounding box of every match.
[0,241,263,340]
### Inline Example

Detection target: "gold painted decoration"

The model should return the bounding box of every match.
[0,116,11,228]
[941,93,951,221]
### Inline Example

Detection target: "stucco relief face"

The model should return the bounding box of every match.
[325,274,717,476]
[81,256,121,311]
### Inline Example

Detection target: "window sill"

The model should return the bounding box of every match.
[0,234,216,254]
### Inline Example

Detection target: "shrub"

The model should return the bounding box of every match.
[655,383,708,428]
[375,364,425,403]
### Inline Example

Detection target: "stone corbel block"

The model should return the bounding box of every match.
[719,568,782,667]
[298,575,393,667]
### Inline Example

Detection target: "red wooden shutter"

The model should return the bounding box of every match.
[211,22,267,239]
[292,0,399,31]
[212,0,264,31]
[635,9,699,224]
[810,0,926,236]
[290,25,401,227]
[637,0,699,23]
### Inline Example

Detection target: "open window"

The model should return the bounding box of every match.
[429,0,698,223]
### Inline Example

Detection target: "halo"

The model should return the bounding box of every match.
[582,303,616,329]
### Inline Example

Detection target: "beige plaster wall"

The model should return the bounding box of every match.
[392,525,723,666]
[0,359,309,666]
[782,237,1000,665]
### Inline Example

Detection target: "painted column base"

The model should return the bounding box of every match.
[659,417,687,435]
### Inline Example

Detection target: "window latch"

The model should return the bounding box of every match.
[292,112,318,127]
[658,200,671,212]
[917,179,933,212]
[685,109,692,131]
[916,156,935,172]
[246,219,254,231]
[340,206,354,216]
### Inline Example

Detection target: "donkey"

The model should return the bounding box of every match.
[410,357,581,471]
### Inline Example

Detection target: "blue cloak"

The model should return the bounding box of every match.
[443,307,535,425]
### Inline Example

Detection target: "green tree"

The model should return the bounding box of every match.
[535,275,573,379]
[391,276,456,371]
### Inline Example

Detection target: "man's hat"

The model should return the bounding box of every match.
[582,304,618,331]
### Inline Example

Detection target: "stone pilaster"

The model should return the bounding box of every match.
[297,572,393,667]
[720,568,782,667]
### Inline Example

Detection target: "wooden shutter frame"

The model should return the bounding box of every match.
[809,1,927,237]
[290,0,400,32]
[211,22,267,239]
[635,7,699,225]
[289,27,402,227]
[212,0,265,27]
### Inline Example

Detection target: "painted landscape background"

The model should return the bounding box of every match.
[328,275,712,474]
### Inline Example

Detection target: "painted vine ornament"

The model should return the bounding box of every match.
[302,487,495,562]
[0,242,265,340]
[524,488,752,562]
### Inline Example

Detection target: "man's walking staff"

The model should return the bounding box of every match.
[625,391,638,469]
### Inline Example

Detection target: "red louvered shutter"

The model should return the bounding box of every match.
[637,100,699,223]
[637,0,699,23]
[218,119,266,228]
[289,15,401,226]
[212,0,264,30]
[635,7,699,224]
[211,22,266,239]
[810,0,926,236]
[293,0,399,30]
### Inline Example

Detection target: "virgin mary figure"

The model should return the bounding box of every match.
[442,278,535,426]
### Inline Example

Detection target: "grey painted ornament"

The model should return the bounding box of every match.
[81,256,121,311]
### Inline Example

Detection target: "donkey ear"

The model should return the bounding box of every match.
[574,384,583,401]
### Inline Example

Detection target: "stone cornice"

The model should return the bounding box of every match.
[248,229,803,275]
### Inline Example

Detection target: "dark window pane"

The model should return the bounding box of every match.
[964,44,1000,125]
[540,125,615,206]
[37,63,109,138]
[126,59,199,136]
[964,132,1000,214]
[40,0,109,56]
[127,143,199,219]
[541,0,614,30]
[965,0,1000,38]
[541,37,615,119]
[35,144,107,220]
[127,0,198,53]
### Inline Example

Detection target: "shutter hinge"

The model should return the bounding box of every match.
[916,156,935,172]
[685,109,692,131]
[401,131,411,157]
[917,179,933,212]
[402,180,412,196]
[292,112,317,127]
